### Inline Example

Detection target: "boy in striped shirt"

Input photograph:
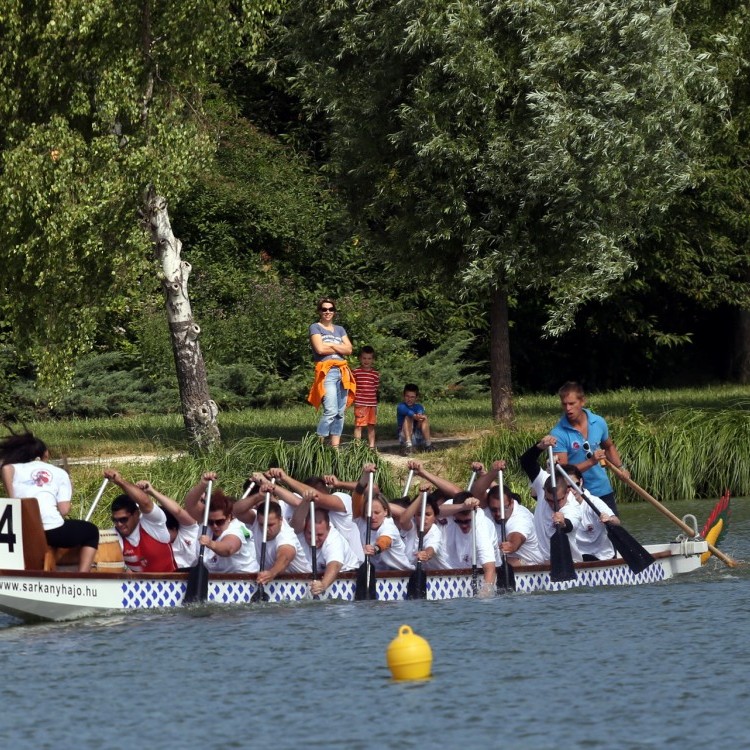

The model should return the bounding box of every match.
[352,346,380,449]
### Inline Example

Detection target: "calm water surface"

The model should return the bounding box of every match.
[1,499,748,750]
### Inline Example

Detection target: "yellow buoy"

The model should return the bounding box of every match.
[386,624,433,681]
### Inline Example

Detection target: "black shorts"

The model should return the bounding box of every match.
[45,519,99,549]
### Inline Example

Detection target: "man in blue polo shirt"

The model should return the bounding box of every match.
[550,382,629,514]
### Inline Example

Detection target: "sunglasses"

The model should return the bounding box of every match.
[582,440,593,459]
[319,306,336,312]
[454,518,472,526]
[207,517,229,526]
[111,514,132,525]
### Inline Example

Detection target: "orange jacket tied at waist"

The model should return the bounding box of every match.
[307,359,357,409]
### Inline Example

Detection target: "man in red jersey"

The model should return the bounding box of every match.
[104,469,176,573]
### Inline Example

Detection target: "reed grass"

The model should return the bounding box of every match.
[71,434,400,528]
[441,401,750,504]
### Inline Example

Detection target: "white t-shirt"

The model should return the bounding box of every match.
[485,501,546,565]
[444,512,497,568]
[403,522,451,570]
[120,505,172,548]
[205,518,258,573]
[327,492,365,564]
[576,491,616,560]
[301,525,359,572]
[9,460,71,530]
[356,516,413,570]
[253,519,310,574]
[172,523,200,568]
[533,487,583,562]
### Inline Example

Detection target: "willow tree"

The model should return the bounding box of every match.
[271,0,724,423]
[0,0,281,450]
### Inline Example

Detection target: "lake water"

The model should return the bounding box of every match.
[1,499,747,749]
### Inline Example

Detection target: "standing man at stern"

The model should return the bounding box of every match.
[551,382,628,515]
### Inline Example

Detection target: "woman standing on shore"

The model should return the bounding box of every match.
[0,431,99,571]
[307,297,355,448]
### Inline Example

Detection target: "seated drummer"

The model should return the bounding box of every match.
[104,469,176,573]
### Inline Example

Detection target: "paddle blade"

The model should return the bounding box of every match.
[184,560,209,603]
[355,559,377,601]
[496,561,516,592]
[250,582,270,603]
[550,529,577,582]
[406,563,427,600]
[606,523,655,574]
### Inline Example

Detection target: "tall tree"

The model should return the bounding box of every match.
[0,0,281,449]
[271,0,724,422]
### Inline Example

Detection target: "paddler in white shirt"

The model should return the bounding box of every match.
[292,495,359,596]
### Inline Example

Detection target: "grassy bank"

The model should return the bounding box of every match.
[12,383,750,523]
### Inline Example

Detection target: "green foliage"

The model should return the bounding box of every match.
[0,0,284,397]
[273,0,724,331]
[9,352,179,420]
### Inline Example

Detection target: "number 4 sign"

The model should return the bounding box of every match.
[0,499,25,570]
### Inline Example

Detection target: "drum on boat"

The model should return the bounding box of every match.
[93,528,126,571]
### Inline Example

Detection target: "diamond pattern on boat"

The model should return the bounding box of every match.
[121,580,184,609]
[514,560,667,592]
[117,559,669,610]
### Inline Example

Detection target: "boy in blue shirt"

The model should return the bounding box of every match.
[396,383,434,455]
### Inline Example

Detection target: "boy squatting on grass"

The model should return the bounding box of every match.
[397,383,435,455]
[351,346,380,449]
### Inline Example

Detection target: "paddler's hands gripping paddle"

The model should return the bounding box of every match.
[406,491,428,599]
[355,468,377,600]
[496,469,515,592]
[556,464,655,574]
[185,479,213,603]
[547,447,576,582]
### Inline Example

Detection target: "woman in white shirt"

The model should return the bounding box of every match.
[0,431,99,572]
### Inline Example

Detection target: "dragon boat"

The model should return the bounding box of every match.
[0,494,727,624]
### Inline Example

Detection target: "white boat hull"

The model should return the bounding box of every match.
[0,541,707,623]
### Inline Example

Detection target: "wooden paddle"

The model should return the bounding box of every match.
[184,479,213,603]
[310,499,320,600]
[495,469,515,592]
[555,464,655,574]
[251,480,274,603]
[355,471,376,600]
[84,478,110,522]
[547,447,577,582]
[606,460,737,568]
[406,491,428,600]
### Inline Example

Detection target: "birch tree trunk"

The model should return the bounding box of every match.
[142,186,221,452]
[489,288,515,427]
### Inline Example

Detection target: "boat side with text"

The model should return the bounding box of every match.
[0,496,714,623]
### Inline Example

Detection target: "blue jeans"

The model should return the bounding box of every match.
[317,366,347,437]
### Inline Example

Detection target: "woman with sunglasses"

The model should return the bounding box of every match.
[352,464,413,571]
[307,297,355,448]
[1,431,100,572]
[185,472,258,573]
